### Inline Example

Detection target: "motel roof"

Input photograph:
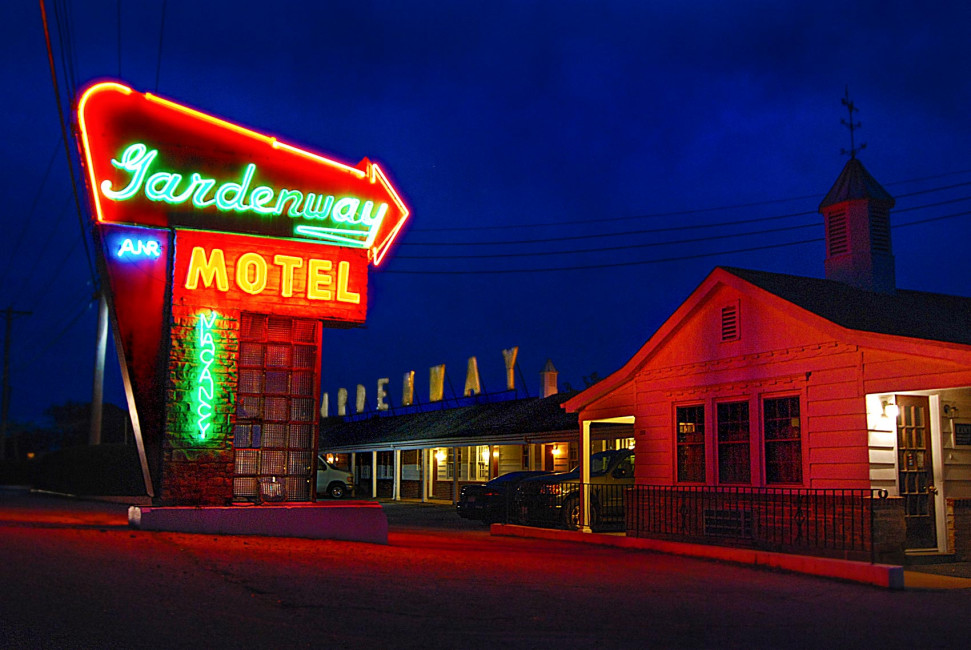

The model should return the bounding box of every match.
[319,391,583,452]
[723,267,971,347]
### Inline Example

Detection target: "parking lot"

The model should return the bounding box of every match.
[3,490,971,648]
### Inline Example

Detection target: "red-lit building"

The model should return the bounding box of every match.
[565,158,971,559]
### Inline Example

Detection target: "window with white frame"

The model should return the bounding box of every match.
[717,401,750,484]
[763,396,802,484]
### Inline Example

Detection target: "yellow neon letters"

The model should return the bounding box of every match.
[184,247,360,304]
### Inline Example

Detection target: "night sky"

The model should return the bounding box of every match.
[2,1,970,425]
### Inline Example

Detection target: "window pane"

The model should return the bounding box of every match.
[764,397,802,484]
[676,405,705,483]
[717,401,750,484]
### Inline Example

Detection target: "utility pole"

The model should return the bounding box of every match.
[1,306,31,461]
[89,293,108,445]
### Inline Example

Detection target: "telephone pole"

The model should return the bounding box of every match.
[1,306,31,461]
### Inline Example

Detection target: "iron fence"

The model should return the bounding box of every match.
[509,479,630,532]
[627,485,888,562]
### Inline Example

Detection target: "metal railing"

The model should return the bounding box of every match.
[509,480,630,532]
[627,485,888,562]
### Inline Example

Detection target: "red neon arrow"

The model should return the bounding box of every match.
[77,81,409,266]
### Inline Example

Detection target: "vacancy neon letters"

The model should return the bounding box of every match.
[77,81,409,265]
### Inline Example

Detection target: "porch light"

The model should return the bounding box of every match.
[882,400,899,419]
[492,449,499,458]
[481,449,490,463]
[435,450,446,462]
[552,445,562,456]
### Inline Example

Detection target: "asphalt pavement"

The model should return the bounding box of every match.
[3,489,971,648]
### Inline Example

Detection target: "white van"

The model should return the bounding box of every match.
[316,456,355,498]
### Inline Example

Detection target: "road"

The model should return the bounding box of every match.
[1,490,970,649]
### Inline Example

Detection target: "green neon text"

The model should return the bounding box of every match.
[100,143,388,243]
[195,311,218,440]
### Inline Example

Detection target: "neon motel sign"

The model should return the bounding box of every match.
[77,82,409,265]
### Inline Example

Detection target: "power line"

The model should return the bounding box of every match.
[403,180,971,247]
[155,0,167,91]
[396,221,820,260]
[386,238,822,275]
[12,294,94,373]
[384,209,971,275]
[396,194,971,260]
[39,0,97,287]
[0,137,62,289]
[409,169,971,234]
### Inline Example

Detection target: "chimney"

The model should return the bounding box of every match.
[540,359,558,398]
[818,158,896,294]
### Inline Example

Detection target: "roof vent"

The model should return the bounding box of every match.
[721,304,739,342]
[826,210,848,256]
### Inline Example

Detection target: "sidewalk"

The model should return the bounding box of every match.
[489,520,971,591]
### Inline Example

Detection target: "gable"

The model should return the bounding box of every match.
[565,266,971,414]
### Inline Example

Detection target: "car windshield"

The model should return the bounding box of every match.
[317,458,343,472]
[572,451,624,476]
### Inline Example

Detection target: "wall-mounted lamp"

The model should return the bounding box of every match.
[435,450,446,463]
[944,404,960,419]
[552,444,562,457]
[882,400,899,420]
[492,449,499,458]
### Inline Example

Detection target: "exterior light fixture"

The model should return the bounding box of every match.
[435,450,446,462]
[883,400,900,420]
[492,449,499,458]
[552,445,561,457]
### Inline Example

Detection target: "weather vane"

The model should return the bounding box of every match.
[840,86,866,159]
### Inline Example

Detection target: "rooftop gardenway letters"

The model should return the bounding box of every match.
[100,143,389,227]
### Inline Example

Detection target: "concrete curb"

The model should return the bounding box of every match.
[492,523,904,589]
[130,500,389,544]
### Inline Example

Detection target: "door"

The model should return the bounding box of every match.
[895,395,937,549]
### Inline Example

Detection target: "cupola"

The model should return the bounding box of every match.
[818,157,896,294]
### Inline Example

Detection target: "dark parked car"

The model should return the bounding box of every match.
[456,470,551,523]
[515,449,635,530]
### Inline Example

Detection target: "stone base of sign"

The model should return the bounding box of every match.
[128,500,388,544]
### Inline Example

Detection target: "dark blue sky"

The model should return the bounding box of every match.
[2,1,970,424]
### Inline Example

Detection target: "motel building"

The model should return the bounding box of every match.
[319,359,635,501]
[562,156,971,562]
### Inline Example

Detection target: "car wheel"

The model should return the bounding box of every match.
[328,483,346,499]
[562,497,581,530]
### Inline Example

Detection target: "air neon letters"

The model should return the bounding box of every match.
[101,143,388,247]
[184,246,361,304]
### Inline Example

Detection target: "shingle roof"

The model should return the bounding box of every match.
[320,391,580,450]
[819,157,895,209]
[723,266,971,346]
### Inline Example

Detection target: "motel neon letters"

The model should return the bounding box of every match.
[102,143,390,249]
[77,82,409,266]
[185,247,360,304]
[172,230,368,323]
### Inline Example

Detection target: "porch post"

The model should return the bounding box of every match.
[420,448,428,503]
[371,450,377,499]
[393,449,402,501]
[581,420,592,533]
[350,452,356,495]
[452,446,459,505]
